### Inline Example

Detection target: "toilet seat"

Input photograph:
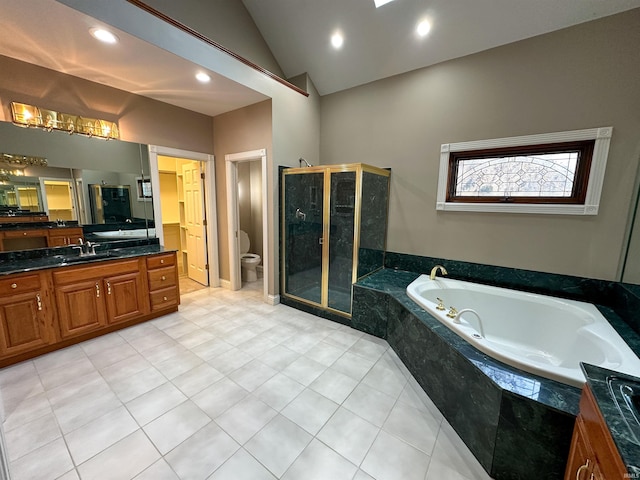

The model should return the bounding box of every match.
[241,253,260,263]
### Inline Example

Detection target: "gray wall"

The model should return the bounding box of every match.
[320,9,640,281]
[214,100,272,285]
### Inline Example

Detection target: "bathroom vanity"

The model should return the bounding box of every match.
[0,224,84,251]
[564,386,626,479]
[0,245,179,367]
[565,364,640,480]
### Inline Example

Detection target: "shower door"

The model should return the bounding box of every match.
[327,170,357,313]
[282,170,325,305]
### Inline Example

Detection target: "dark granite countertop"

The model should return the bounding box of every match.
[0,221,81,231]
[357,268,583,415]
[0,239,169,276]
[582,363,640,475]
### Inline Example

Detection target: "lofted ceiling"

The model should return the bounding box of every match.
[241,0,640,95]
[0,0,267,118]
[0,0,638,119]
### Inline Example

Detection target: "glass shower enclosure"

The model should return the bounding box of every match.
[281,163,390,317]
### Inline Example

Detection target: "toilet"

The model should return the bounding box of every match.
[239,230,261,282]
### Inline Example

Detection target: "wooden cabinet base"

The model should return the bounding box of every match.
[0,304,178,368]
[0,252,180,369]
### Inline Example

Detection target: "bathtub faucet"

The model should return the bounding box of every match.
[430,265,448,280]
[454,309,485,338]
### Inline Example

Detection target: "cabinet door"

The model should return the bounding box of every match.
[48,234,68,247]
[564,417,593,480]
[0,291,49,356]
[56,279,106,339]
[104,271,147,324]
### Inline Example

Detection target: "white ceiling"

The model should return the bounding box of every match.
[0,0,638,118]
[241,0,640,95]
[0,0,267,118]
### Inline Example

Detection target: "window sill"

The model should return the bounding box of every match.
[435,202,599,215]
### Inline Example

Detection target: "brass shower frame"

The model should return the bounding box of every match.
[281,163,390,318]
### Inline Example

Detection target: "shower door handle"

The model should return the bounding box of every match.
[319,237,324,245]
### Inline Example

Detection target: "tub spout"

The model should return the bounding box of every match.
[430,265,448,280]
[454,308,485,338]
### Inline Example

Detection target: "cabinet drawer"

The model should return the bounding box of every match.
[146,253,175,270]
[150,286,178,311]
[3,229,48,239]
[148,266,177,291]
[53,259,140,285]
[0,274,41,296]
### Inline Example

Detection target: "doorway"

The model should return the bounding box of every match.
[39,178,78,222]
[158,156,209,288]
[225,149,268,301]
[148,145,219,291]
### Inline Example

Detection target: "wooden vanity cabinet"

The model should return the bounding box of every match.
[53,258,148,339]
[0,272,54,356]
[47,227,84,247]
[146,253,179,312]
[0,252,178,367]
[564,386,626,480]
[0,228,49,251]
[0,226,84,250]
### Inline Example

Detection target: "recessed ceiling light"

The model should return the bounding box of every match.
[374,0,395,7]
[90,28,118,44]
[195,72,211,83]
[331,32,344,50]
[417,20,431,37]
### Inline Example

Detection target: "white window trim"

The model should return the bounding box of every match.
[435,127,613,215]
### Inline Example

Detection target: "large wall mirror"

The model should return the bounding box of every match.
[622,172,640,285]
[0,120,155,250]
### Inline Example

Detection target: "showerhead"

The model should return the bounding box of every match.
[299,157,313,167]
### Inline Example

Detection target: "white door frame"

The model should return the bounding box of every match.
[39,177,80,221]
[148,145,220,287]
[225,149,268,302]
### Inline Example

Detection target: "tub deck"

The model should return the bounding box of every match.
[352,269,591,480]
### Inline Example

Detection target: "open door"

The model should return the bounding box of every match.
[182,161,208,285]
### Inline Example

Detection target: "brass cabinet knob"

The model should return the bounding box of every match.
[160,259,165,264]
[11,283,17,289]
[163,296,168,301]
[161,276,166,281]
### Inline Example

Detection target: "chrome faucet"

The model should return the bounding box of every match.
[85,241,98,255]
[430,265,448,280]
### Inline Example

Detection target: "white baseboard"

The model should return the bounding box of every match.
[220,279,232,290]
[266,294,280,305]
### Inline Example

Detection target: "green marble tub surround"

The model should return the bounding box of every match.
[612,283,640,337]
[582,363,640,476]
[383,251,618,307]
[383,251,640,342]
[353,267,585,479]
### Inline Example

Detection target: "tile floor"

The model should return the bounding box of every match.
[0,280,494,480]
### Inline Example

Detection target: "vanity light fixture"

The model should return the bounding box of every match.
[374,0,395,7]
[417,19,431,37]
[195,72,211,83]
[10,102,119,140]
[0,153,48,168]
[331,32,344,50]
[90,27,119,44]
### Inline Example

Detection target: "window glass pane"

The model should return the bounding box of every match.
[454,152,580,198]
